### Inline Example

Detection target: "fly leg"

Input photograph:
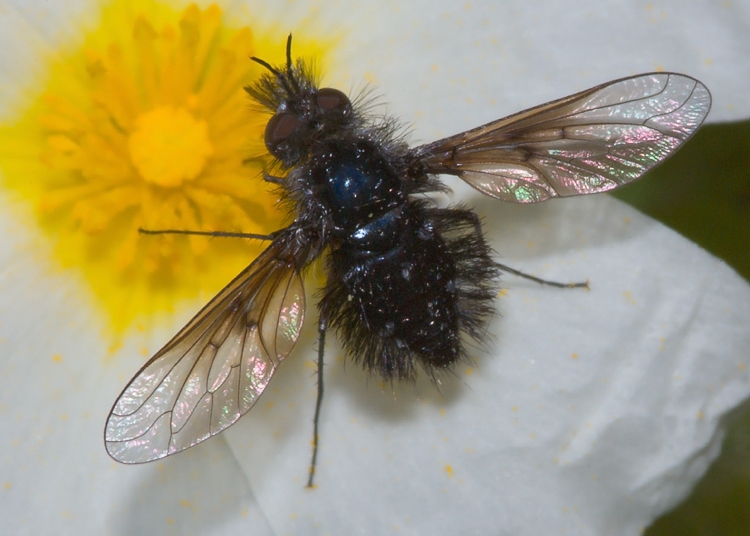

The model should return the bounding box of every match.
[307,314,327,488]
[138,228,279,240]
[465,212,589,289]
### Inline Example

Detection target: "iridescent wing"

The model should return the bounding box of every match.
[105,231,306,463]
[415,73,711,203]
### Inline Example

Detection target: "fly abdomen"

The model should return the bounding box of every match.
[321,202,501,381]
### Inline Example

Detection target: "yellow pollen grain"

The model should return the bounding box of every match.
[444,464,453,478]
[128,106,213,187]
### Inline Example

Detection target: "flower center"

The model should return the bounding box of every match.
[0,0,335,336]
[128,106,213,188]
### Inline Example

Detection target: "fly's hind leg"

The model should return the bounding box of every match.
[463,212,589,290]
[307,314,327,488]
[496,262,589,289]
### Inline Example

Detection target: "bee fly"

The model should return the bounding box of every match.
[104,35,711,487]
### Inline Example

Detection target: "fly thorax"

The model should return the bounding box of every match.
[310,139,405,240]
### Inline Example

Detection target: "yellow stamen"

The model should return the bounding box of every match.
[0,1,335,338]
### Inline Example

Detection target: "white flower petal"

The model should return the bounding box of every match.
[0,191,273,534]
[233,0,749,124]
[2,0,96,44]
[224,194,750,535]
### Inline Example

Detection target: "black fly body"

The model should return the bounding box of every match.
[105,35,711,487]
[248,40,502,382]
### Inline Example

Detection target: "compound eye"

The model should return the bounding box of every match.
[264,112,300,157]
[316,88,351,114]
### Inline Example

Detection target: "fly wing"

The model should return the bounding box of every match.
[415,73,711,203]
[105,231,307,463]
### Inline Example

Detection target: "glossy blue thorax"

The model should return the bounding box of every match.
[312,140,406,250]
[327,163,379,211]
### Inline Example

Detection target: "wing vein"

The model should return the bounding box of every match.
[412,73,710,203]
